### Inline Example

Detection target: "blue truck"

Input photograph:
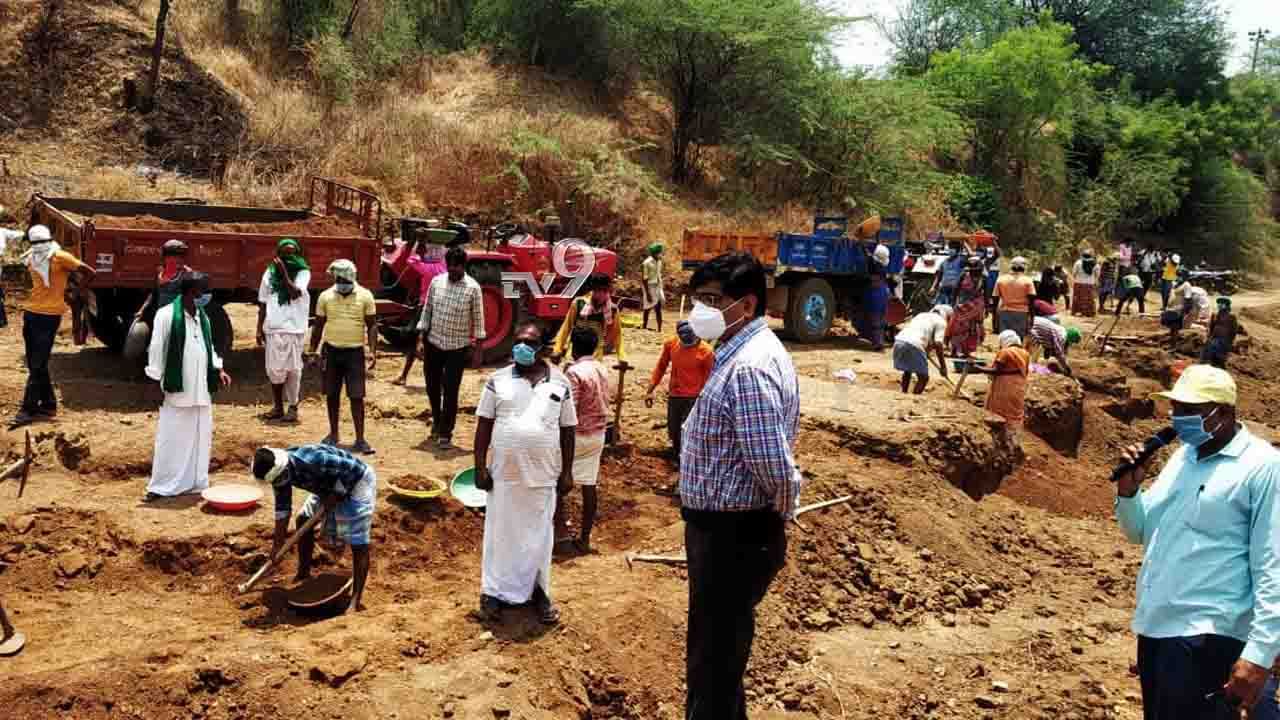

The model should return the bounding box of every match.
[681,215,909,342]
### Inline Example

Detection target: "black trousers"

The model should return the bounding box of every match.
[425,342,468,439]
[22,311,61,414]
[684,508,787,720]
[1137,634,1280,720]
[0,287,8,327]
[668,396,697,456]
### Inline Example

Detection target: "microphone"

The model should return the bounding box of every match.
[1110,427,1177,482]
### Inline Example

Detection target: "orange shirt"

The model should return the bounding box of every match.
[651,337,715,399]
[25,250,88,316]
[995,274,1036,313]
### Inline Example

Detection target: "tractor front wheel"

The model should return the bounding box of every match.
[784,278,835,343]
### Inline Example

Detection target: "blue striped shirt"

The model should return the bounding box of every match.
[679,318,802,516]
[273,444,369,520]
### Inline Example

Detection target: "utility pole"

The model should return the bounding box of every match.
[1249,28,1270,73]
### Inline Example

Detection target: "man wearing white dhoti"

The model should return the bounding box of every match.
[144,273,232,502]
[473,322,576,626]
[256,238,310,423]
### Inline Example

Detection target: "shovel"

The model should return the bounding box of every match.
[0,430,34,497]
[237,508,328,594]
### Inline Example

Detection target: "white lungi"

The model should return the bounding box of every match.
[572,432,606,487]
[146,404,213,496]
[481,481,556,604]
[265,332,305,405]
[644,282,665,310]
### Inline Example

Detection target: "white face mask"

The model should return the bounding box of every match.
[688,297,746,342]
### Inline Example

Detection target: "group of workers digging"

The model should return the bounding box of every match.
[8,217,1277,720]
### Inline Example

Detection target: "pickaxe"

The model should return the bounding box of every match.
[0,430,34,497]
[623,551,687,570]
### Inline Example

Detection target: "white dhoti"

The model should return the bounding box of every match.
[481,482,556,604]
[264,332,305,405]
[572,432,606,487]
[643,282,665,310]
[146,403,213,496]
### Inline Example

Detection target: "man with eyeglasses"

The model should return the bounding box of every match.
[1115,365,1280,719]
[680,252,802,720]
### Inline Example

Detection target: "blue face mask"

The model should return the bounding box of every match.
[513,342,540,366]
[194,293,213,308]
[335,281,355,296]
[1172,408,1220,448]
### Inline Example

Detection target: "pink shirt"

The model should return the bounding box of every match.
[566,357,612,436]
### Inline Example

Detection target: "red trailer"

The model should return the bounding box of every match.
[30,178,404,357]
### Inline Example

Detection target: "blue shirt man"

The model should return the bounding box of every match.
[1115,365,1280,719]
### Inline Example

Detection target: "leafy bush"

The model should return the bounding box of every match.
[305,34,362,107]
[945,175,1002,229]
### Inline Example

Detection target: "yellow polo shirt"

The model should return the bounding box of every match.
[25,250,88,316]
[316,286,376,349]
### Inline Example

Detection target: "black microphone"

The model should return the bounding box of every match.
[1110,426,1177,482]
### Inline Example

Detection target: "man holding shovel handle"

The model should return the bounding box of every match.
[252,445,378,613]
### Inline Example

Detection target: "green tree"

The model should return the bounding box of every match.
[583,0,848,184]
[469,0,618,86]
[885,0,1228,101]
[927,19,1106,197]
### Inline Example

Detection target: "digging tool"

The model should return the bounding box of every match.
[0,431,33,497]
[926,354,958,390]
[610,361,632,445]
[951,358,975,398]
[237,508,329,594]
[1095,316,1122,356]
[623,551,687,570]
[791,494,855,532]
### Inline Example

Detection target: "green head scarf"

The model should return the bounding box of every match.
[648,243,664,256]
[1065,327,1082,345]
[269,238,309,305]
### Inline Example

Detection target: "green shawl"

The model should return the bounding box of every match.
[163,297,219,396]
[269,238,309,306]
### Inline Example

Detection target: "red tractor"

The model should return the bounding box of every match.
[379,219,618,364]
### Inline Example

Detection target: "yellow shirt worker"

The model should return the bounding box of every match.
[310,259,378,454]
[12,224,95,429]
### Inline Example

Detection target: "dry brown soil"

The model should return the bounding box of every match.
[2,290,1279,720]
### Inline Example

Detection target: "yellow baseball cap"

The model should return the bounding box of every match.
[1154,364,1237,406]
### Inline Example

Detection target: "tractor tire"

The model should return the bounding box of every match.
[206,304,234,359]
[785,277,836,343]
[480,287,522,365]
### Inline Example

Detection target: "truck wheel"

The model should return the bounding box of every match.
[786,278,835,343]
[206,304,233,359]
[88,291,133,353]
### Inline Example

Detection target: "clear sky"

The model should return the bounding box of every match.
[832,0,1275,74]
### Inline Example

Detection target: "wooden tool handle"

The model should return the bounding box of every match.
[237,508,328,594]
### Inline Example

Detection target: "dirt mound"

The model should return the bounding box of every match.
[804,388,1021,500]
[1025,374,1084,455]
[0,0,247,175]
[88,213,365,238]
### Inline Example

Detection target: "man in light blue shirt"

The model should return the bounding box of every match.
[1116,364,1280,719]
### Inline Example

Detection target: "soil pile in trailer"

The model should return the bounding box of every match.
[86,213,367,238]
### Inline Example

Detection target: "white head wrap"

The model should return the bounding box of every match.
[22,225,59,286]
[872,244,890,266]
[261,447,290,486]
[327,259,358,282]
[999,330,1022,348]
[933,304,953,322]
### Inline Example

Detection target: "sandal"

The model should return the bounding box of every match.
[320,436,338,447]
[282,406,299,424]
[538,601,561,626]
[478,595,502,623]
[263,408,285,421]
[352,440,376,455]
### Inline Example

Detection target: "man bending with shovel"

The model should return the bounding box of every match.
[253,445,377,613]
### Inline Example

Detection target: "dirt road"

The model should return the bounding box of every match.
[2,288,1278,719]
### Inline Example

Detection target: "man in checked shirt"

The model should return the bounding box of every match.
[679,252,802,720]
[417,245,486,449]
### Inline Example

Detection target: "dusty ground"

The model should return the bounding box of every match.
[4,285,1278,720]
